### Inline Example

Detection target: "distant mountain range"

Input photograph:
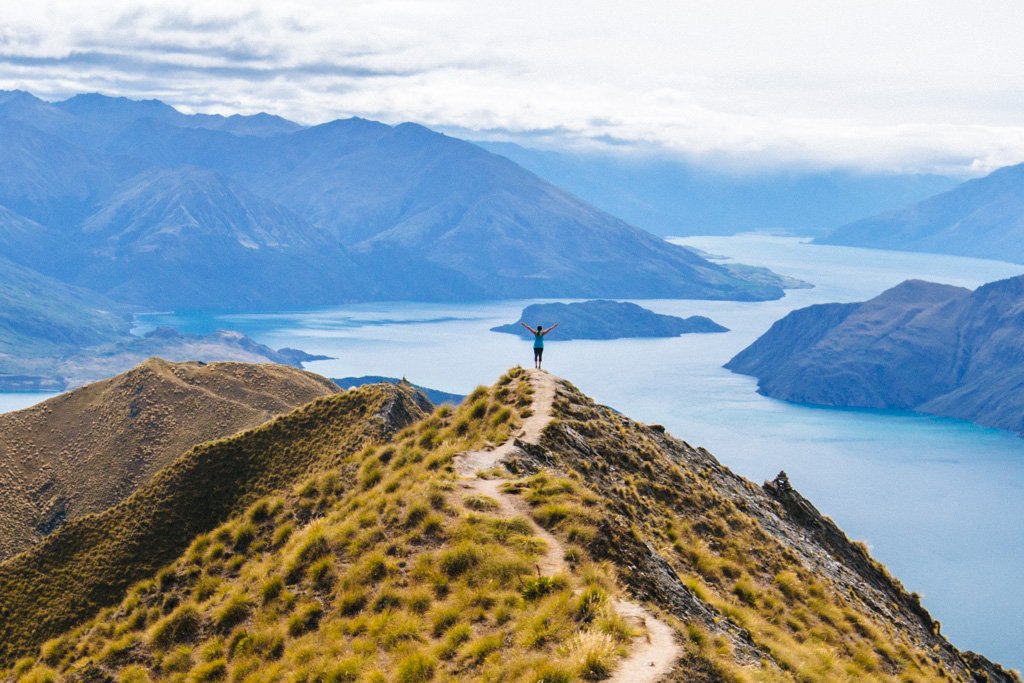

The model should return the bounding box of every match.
[332,375,464,405]
[477,141,957,237]
[492,300,728,339]
[726,276,1024,434]
[0,90,792,311]
[0,251,334,391]
[0,253,131,358]
[818,162,1024,263]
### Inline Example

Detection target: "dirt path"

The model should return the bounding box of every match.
[454,368,681,682]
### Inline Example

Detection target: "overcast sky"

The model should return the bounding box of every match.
[2,0,1023,174]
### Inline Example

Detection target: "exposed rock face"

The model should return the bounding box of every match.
[818,162,1024,264]
[491,300,728,340]
[0,359,341,560]
[725,275,1024,434]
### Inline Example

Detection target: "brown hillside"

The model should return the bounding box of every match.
[0,380,429,667]
[0,359,340,560]
[2,369,1017,681]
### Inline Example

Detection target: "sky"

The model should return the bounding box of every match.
[2,0,1023,175]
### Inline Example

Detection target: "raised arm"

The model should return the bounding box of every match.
[542,322,559,335]
[519,322,535,333]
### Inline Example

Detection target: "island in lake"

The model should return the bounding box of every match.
[492,300,728,340]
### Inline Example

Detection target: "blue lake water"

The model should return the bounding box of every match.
[6,235,1024,668]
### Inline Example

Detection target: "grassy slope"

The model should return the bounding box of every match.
[0,359,341,560]
[4,368,637,683]
[0,381,429,668]
[3,370,1017,682]
[503,378,1014,682]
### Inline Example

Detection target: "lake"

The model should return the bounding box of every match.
[7,235,1024,668]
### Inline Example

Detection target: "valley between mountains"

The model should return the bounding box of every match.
[0,363,1016,682]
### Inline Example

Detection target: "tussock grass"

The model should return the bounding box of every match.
[519,377,976,682]
[0,383,431,667]
[4,367,632,682]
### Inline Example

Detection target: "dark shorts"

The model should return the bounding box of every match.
[534,347,543,360]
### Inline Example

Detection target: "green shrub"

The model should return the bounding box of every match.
[149,604,202,650]
[308,557,336,590]
[465,633,503,664]
[574,586,605,623]
[262,576,284,604]
[337,589,368,617]
[396,652,435,683]
[521,575,564,600]
[118,665,152,682]
[285,531,330,584]
[439,543,480,578]
[533,665,572,683]
[189,658,227,681]
[214,595,251,632]
[324,657,363,682]
[431,607,460,637]
[287,603,324,637]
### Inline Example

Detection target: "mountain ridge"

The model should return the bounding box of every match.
[818,162,1024,263]
[725,274,1024,433]
[0,367,1016,680]
[0,359,341,560]
[0,90,791,309]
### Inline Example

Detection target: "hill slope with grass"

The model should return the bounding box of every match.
[0,380,431,668]
[725,275,1024,434]
[1,368,1015,681]
[0,359,341,561]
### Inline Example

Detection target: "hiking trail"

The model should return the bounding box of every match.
[455,368,681,682]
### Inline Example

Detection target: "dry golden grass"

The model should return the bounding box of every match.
[3,368,634,682]
[0,358,340,560]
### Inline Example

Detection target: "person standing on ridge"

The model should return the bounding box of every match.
[520,321,559,369]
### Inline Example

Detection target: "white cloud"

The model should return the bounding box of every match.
[2,0,1024,174]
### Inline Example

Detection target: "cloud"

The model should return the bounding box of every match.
[2,0,1024,174]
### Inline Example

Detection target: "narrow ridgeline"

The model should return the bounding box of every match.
[0,368,1016,682]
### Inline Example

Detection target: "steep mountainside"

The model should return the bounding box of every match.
[107,115,790,302]
[58,167,364,309]
[0,119,125,229]
[0,380,430,668]
[725,276,1024,433]
[0,254,130,359]
[0,368,1014,681]
[818,163,1024,263]
[492,300,728,339]
[0,359,339,560]
[0,91,790,308]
